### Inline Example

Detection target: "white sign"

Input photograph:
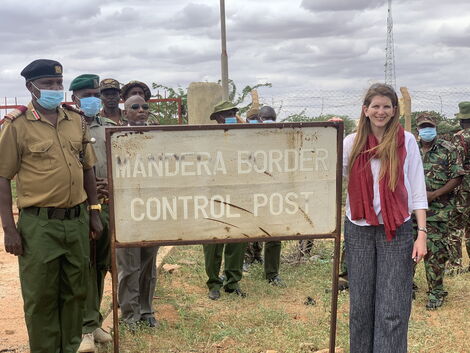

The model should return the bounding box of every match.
[109,124,339,244]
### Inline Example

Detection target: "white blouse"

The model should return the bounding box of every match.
[343,131,428,226]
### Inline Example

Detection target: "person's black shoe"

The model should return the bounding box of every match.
[140,316,159,328]
[268,275,287,288]
[224,287,247,297]
[208,289,220,300]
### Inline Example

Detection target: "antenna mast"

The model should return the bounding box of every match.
[385,0,396,88]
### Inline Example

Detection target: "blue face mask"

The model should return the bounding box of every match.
[418,127,437,142]
[80,97,101,117]
[32,82,64,110]
[224,117,237,124]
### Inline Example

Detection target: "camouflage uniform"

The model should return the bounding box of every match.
[451,127,470,267]
[419,138,465,301]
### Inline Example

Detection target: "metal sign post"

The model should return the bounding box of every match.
[106,122,343,353]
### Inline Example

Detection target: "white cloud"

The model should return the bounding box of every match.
[0,0,469,107]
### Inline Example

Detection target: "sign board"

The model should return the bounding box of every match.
[108,123,341,245]
[106,122,343,353]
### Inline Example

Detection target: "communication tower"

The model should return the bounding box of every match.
[385,0,396,88]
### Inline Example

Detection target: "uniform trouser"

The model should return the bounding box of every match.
[447,211,463,268]
[82,205,111,333]
[424,221,450,300]
[245,242,263,263]
[345,219,413,353]
[116,246,158,324]
[203,242,247,291]
[18,204,89,353]
[264,241,281,280]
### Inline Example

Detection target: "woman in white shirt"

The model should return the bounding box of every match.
[343,83,427,353]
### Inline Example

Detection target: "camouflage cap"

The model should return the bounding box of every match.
[455,101,470,120]
[416,112,437,127]
[100,78,120,92]
[69,74,100,91]
[121,81,151,101]
[210,101,238,120]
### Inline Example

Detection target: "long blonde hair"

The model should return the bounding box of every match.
[349,84,401,190]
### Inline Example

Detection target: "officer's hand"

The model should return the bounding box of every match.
[426,191,436,202]
[4,226,23,256]
[89,210,103,240]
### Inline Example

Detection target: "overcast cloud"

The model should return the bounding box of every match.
[0,0,469,110]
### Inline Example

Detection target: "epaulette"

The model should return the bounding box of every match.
[1,105,28,125]
[61,103,84,116]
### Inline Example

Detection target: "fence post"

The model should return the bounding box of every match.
[400,87,411,132]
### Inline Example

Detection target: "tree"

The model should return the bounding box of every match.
[220,79,272,115]
[283,111,357,136]
[150,80,273,124]
[151,83,188,125]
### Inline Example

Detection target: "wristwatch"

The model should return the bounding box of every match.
[417,227,427,233]
[88,204,102,212]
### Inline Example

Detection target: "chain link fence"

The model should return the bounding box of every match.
[2,87,470,123]
[256,88,470,121]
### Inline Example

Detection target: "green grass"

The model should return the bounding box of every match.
[103,240,470,353]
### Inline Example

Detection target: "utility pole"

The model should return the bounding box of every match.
[219,0,229,101]
[385,0,396,89]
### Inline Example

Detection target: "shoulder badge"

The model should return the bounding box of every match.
[1,105,28,125]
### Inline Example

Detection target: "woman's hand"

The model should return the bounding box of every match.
[412,231,427,263]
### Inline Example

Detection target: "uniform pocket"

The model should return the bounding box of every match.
[28,140,54,171]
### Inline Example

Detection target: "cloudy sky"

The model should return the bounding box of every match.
[1,0,469,111]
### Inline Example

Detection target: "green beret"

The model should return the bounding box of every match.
[455,101,470,120]
[210,100,238,120]
[69,74,100,91]
[21,59,63,82]
[121,81,151,101]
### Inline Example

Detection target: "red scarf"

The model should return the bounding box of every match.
[348,126,409,241]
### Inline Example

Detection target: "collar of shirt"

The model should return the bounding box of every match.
[26,102,69,124]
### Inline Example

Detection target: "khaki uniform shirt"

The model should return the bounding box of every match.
[0,103,97,208]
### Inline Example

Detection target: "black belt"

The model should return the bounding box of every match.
[23,205,81,220]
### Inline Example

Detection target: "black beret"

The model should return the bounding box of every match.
[21,59,63,82]
[69,74,100,91]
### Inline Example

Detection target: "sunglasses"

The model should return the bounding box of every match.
[130,103,149,110]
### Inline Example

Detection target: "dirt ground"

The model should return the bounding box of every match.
[0,218,173,353]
